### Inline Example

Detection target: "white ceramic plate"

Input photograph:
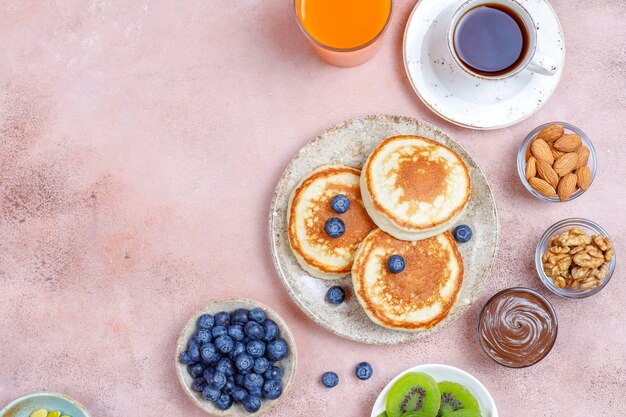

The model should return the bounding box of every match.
[370,364,499,417]
[269,115,499,344]
[403,0,565,130]
[175,299,297,416]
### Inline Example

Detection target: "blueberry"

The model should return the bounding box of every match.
[253,357,270,374]
[242,394,262,413]
[191,377,207,392]
[195,329,212,345]
[214,393,233,410]
[266,339,289,361]
[202,386,221,402]
[331,194,350,213]
[235,374,246,387]
[264,366,283,381]
[247,308,266,324]
[203,367,215,381]
[244,321,265,340]
[223,376,236,394]
[262,379,283,400]
[215,335,234,353]
[197,314,215,330]
[227,324,245,341]
[188,362,205,378]
[247,387,262,397]
[208,370,227,390]
[214,311,231,327]
[200,343,219,364]
[453,224,473,243]
[235,353,254,373]
[232,387,247,403]
[355,362,373,380]
[179,351,194,365]
[262,319,280,342]
[387,255,405,274]
[211,325,227,338]
[187,338,200,362]
[216,357,235,376]
[229,341,246,360]
[243,372,265,390]
[246,340,266,358]
[230,308,250,325]
[321,371,339,388]
[325,217,345,238]
[326,286,345,304]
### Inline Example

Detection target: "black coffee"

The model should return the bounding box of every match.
[453,4,528,76]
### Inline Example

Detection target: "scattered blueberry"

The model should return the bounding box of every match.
[453,224,473,243]
[264,366,283,381]
[244,372,265,390]
[232,387,247,403]
[387,255,405,274]
[215,335,234,353]
[227,324,245,341]
[195,329,212,344]
[355,362,373,380]
[321,371,339,388]
[266,339,289,361]
[231,308,250,325]
[188,362,205,378]
[248,308,266,324]
[200,343,219,364]
[244,321,265,340]
[262,319,280,342]
[202,386,221,402]
[253,357,270,374]
[197,314,215,330]
[208,370,227,390]
[331,194,350,213]
[214,311,231,327]
[215,393,233,410]
[242,394,262,413]
[262,379,283,400]
[211,325,227,338]
[325,217,345,238]
[326,286,345,305]
[246,340,266,358]
[230,341,246,359]
[179,351,194,365]
[235,353,254,373]
[216,357,235,376]
[192,377,207,392]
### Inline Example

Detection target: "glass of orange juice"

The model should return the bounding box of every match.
[294,0,393,67]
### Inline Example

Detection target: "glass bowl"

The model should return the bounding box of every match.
[535,218,616,298]
[517,122,597,202]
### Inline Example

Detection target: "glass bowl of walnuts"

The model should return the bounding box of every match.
[535,218,616,298]
[517,122,597,202]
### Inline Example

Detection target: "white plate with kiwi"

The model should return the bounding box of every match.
[371,364,498,417]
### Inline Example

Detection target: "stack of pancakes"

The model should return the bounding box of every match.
[288,135,471,332]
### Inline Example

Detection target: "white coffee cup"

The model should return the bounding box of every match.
[447,0,558,80]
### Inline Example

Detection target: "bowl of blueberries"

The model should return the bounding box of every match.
[175,299,297,415]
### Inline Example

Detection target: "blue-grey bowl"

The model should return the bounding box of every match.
[0,392,90,417]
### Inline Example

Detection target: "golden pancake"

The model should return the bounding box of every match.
[352,228,463,331]
[288,165,377,279]
[361,135,471,241]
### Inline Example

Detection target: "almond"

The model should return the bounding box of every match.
[530,139,554,165]
[537,124,564,143]
[536,159,559,188]
[525,145,532,161]
[557,173,578,201]
[553,153,578,177]
[551,147,566,160]
[529,177,557,197]
[576,166,591,190]
[525,156,537,179]
[554,134,582,152]
[574,145,590,169]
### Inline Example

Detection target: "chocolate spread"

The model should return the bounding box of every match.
[479,288,557,368]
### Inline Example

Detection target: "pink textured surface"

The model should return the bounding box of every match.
[0,1,624,416]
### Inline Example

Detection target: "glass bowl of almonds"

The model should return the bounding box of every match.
[535,218,616,298]
[517,122,597,202]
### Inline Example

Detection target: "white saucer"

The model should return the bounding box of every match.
[403,0,565,130]
[370,364,498,417]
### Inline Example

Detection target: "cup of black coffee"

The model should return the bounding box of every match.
[448,0,558,79]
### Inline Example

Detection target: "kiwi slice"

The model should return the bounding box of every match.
[386,372,441,417]
[377,412,388,417]
[437,381,480,416]
[401,412,434,417]
[444,411,482,417]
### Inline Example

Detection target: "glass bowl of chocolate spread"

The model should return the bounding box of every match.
[478,287,558,368]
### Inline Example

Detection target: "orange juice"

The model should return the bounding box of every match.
[296,0,392,49]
